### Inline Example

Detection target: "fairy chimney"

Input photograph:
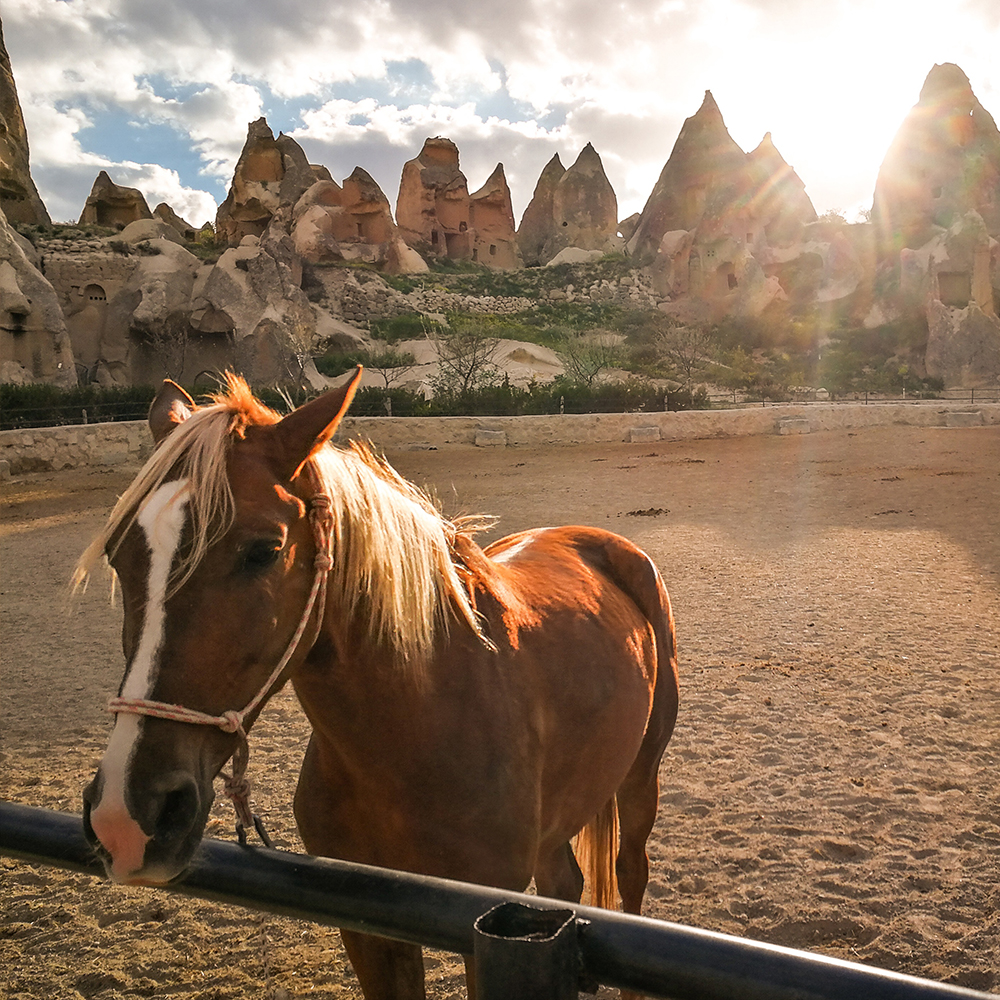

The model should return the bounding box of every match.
[395,136,472,259]
[78,171,153,228]
[872,63,1000,263]
[628,91,749,260]
[215,118,317,246]
[469,163,522,269]
[517,153,566,265]
[0,19,50,225]
[548,144,619,259]
[745,133,817,245]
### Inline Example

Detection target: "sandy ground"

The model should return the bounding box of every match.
[3,423,1000,999]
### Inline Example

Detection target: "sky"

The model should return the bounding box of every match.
[5,0,1000,230]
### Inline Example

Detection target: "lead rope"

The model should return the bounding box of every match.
[107,494,334,848]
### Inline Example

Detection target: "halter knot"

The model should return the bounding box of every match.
[219,710,243,733]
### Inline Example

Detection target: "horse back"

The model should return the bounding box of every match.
[469,526,678,716]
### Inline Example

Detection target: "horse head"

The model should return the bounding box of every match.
[81,369,362,884]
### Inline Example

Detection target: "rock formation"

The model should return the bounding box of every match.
[872,63,1000,264]
[154,203,197,240]
[745,133,817,245]
[469,163,521,269]
[628,92,750,261]
[516,145,620,265]
[78,171,153,229]
[215,118,316,246]
[0,19,50,225]
[896,211,1000,386]
[627,91,822,322]
[395,136,473,259]
[0,208,75,385]
[516,154,565,265]
[290,168,425,273]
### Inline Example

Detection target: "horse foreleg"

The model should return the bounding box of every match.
[340,929,426,1000]
[534,841,585,903]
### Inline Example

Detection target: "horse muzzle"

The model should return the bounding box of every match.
[83,766,213,885]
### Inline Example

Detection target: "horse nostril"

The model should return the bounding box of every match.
[153,780,200,844]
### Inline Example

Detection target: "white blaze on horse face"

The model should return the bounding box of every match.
[90,479,190,880]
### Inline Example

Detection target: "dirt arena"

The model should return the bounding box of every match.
[3,422,1000,998]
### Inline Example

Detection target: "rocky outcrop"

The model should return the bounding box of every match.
[188,231,319,383]
[516,154,565,266]
[78,171,153,229]
[0,19,49,225]
[215,118,316,246]
[154,203,198,240]
[516,145,620,265]
[745,133,817,245]
[626,90,824,322]
[395,136,473,259]
[904,211,1000,387]
[469,163,521,269]
[0,208,75,385]
[290,168,426,274]
[872,64,1000,265]
[628,92,749,261]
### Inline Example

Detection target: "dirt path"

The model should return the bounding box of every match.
[3,424,1000,998]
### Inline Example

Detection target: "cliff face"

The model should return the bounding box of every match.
[627,91,749,261]
[0,19,50,225]
[872,63,1000,263]
[395,136,472,259]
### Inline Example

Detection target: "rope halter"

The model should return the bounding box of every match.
[107,493,335,847]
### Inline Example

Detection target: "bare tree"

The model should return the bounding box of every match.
[431,323,504,396]
[366,348,418,388]
[654,322,714,385]
[144,313,188,382]
[557,333,624,386]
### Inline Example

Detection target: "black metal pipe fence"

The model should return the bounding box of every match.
[0,801,993,1000]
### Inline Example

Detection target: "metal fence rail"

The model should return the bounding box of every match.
[0,801,992,1000]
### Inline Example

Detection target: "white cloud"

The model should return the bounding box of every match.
[4,0,1000,229]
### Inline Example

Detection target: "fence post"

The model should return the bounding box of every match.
[474,902,580,1000]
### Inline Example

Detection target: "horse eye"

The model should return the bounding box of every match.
[240,539,282,574]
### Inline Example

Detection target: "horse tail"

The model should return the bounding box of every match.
[601,534,679,756]
[575,795,621,910]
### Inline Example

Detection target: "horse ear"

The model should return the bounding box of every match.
[149,380,195,446]
[275,366,363,479]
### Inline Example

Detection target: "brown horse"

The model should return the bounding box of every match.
[79,369,679,999]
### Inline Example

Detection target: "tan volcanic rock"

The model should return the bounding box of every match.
[0,20,50,225]
[78,171,153,229]
[545,143,620,262]
[516,153,565,265]
[291,168,425,273]
[469,163,522,269]
[215,118,317,246]
[872,63,1000,264]
[745,133,817,244]
[628,91,749,260]
[0,208,75,384]
[153,203,197,240]
[395,136,472,259]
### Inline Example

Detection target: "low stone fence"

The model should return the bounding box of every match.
[0,421,154,476]
[3,402,998,477]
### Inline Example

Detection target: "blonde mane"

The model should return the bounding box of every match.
[73,376,487,669]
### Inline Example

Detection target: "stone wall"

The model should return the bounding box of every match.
[1,420,153,474]
[3,402,997,476]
